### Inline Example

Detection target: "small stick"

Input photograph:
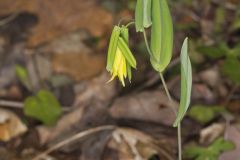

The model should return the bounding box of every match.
[0,13,19,26]
[32,125,115,160]
[0,100,23,109]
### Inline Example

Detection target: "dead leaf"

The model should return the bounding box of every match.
[227,100,240,114]
[0,0,113,47]
[40,30,106,81]
[199,67,220,88]
[219,125,240,160]
[35,54,52,81]
[0,108,27,141]
[103,127,174,160]
[52,52,105,81]
[74,72,117,106]
[0,85,22,100]
[200,123,225,145]
[109,91,177,126]
[39,30,90,55]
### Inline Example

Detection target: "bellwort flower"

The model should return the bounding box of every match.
[106,25,136,86]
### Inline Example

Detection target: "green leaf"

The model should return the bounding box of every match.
[15,64,32,91]
[118,37,136,68]
[24,90,62,125]
[135,0,144,32]
[188,105,226,124]
[174,38,192,127]
[143,0,152,28]
[184,138,235,160]
[150,0,173,72]
[231,15,240,31]
[135,0,152,32]
[229,44,240,57]
[214,7,226,33]
[197,43,228,59]
[210,138,235,152]
[221,57,240,85]
[106,26,121,71]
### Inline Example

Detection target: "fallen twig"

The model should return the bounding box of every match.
[32,125,115,160]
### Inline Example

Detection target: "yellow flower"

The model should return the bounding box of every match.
[106,26,136,87]
[108,47,127,86]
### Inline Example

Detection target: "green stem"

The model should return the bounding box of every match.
[143,28,182,160]
[160,72,182,160]
[178,123,182,160]
[159,72,173,102]
[125,21,135,28]
[143,29,153,57]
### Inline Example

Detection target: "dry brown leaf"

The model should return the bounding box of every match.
[39,30,90,55]
[200,123,225,145]
[220,125,240,160]
[199,67,220,88]
[109,91,177,126]
[0,0,113,47]
[52,52,105,81]
[103,127,174,160]
[0,108,27,141]
[74,72,117,106]
[227,100,240,114]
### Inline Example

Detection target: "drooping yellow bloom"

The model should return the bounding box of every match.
[106,25,136,87]
[108,47,127,86]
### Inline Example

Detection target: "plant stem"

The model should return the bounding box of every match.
[159,72,173,102]
[143,29,182,160]
[178,123,182,160]
[125,21,135,28]
[160,72,182,160]
[143,29,153,57]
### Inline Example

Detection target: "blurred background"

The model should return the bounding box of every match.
[0,0,239,160]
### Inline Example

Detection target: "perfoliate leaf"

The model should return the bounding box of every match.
[150,0,173,72]
[15,64,32,91]
[173,38,192,127]
[135,0,144,32]
[143,0,152,28]
[118,37,136,68]
[135,0,152,32]
[24,90,62,125]
[106,26,121,71]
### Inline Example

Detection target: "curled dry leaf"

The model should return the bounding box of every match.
[200,123,225,145]
[0,108,27,141]
[103,127,174,160]
[109,90,177,126]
